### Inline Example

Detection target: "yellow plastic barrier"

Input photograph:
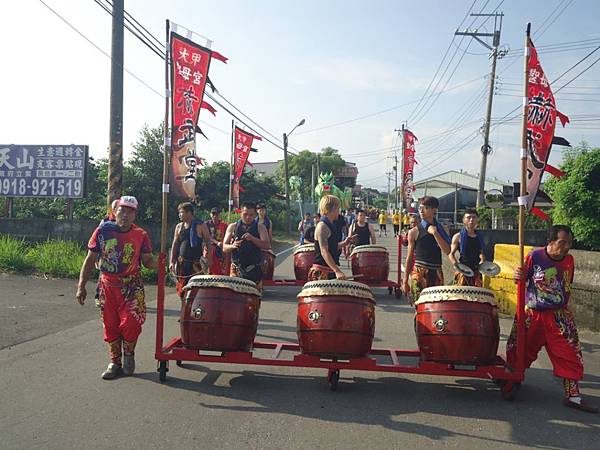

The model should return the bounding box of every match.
[483,243,534,316]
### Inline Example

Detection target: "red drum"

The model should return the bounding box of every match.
[261,249,276,280]
[414,286,499,365]
[350,245,390,282]
[297,280,375,358]
[180,275,261,351]
[293,244,315,281]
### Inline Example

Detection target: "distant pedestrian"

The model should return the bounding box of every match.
[392,209,401,237]
[298,212,313,244]
[256,203,273,245]
[206,207,229,275]
[378,210,388,237]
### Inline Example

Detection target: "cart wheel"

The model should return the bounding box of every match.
[176,360,183,367]
[327,369,340,391]
[158,360,169,383]
[500,381,519,401]
[388,287,393,295]
[394,287,402,299]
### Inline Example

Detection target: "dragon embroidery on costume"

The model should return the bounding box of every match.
[314,172,352,209]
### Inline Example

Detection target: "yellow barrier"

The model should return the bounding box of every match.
[484,243,534,316]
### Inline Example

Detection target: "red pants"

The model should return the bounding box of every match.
[97,274,146,344]
[506,307,584,381]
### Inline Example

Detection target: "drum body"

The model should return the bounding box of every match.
[297,280,375,358]
[293,244,315,281]
[180,275,261,351]
[350,245,390,282]
[415,286,499,365]
[261,250,276,280]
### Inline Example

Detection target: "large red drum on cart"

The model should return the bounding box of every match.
[415,286,499,365]
[260,249,276,281]
[297,279,375,358]
[293,244,315,281]
[350,245,390,283]
[180,275,261,352]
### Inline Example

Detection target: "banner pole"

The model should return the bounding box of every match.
[156,19,170,358]
[516,22,531,376]
[228,119,234,221]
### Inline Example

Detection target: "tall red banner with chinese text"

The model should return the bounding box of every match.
[402,130,417,207]
[169,32,212,199]
[525,40,569,212]
[231,127,261,208]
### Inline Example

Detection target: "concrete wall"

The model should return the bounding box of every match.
[0,218,175,249]
[486,244,600,331]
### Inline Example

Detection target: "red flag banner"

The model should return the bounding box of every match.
[169,31,213,199]
[231,127,258,208]
[525,41,569,211]
[402,130,418,207]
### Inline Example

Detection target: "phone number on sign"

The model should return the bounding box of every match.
[0,178,83,197]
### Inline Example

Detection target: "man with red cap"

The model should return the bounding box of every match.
[76,196,157,380]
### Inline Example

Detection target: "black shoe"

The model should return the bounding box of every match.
[563,398,599,413]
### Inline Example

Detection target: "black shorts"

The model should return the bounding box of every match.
[379,224,387,230]
[393,224,400,232]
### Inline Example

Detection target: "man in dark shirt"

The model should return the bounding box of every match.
[402,196,451,304]
[449,208,485,286]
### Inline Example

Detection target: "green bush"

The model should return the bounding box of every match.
[27,239,88,278]
[0,235,34,272]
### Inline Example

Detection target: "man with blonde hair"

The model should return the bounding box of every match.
[308,195,354,281]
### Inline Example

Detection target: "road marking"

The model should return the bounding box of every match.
[276,244,298,257]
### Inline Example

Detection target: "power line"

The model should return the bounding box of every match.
[89,0,297,155]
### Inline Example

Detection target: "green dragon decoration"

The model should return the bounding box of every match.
[314,172,352,210]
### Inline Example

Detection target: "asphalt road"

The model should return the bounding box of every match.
[1,233,599,449]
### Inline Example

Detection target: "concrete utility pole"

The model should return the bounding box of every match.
[455,12,505,208]
[107,0,124,211]
[386,170,392,210]
[283,133,291,232]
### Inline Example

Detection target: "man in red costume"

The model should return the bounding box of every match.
[77,196,157,380]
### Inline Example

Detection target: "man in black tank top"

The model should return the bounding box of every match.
[308,195,355,281]
[449,208,486,286]
[402,196,451,304]
[348,209,377,248]
[169,202,212,299]
[223,202,270,288]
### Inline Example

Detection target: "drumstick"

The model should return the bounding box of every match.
[346,274,364,280]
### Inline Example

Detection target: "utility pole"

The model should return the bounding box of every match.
[283,132,291,233]
[107,0,124,211]
[455,12,505,208]
[386,170,392,210]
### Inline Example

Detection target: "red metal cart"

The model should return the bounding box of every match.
[154,247,526,399]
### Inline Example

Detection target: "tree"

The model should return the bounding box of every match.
[544,142,600,249]
[276,147,347,201]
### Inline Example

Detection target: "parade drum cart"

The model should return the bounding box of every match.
[156,270,524,396]
[350,245,390,283]
[292,243,316,282]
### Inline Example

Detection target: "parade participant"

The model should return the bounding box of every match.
[402,196,451,303]
[206,207,229,275]
[378,210,388,237]
[348,209,377,246]
[314,212,321,226]
[345,209,355,229]
[298,212,313,244]
[256,203,273,245]
[449,208,486,287]
[76,196,157,380]
[402,209,411,230]
[392,209,401,237]
[308,195,354,281]
[223,201,270,288]
[169,202,212,299]
[507,225,597,413]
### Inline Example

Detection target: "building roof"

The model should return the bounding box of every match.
[414,170,511,191]
[249,160,281,177]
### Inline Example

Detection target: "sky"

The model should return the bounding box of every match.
[1,0,599,192]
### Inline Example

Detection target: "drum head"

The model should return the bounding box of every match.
[184,275,261,296]
[455,263,475,277]
[479,261,501,277]
[293,243,315,254]
[350,244,389,256]
[298,279,374,300]
[416,285,496,305]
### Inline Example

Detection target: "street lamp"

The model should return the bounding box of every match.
[283,118,305,233]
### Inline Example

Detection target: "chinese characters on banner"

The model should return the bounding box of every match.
[402,130,417,208]
[525,41,569,212]
[169,32,216,199]
[0,145,87,198]
[231,127,261,209]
